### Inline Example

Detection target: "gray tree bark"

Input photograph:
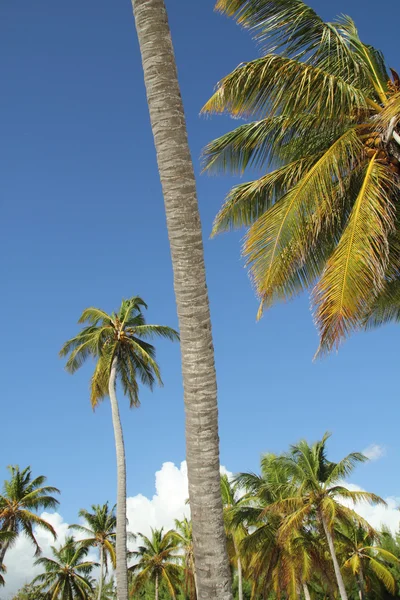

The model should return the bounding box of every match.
[155,572,159,600]
[129,2,233,599]
[302,582,312,600]
[98,544,105,600]
[108,355,128,600]
[320,512,349,600]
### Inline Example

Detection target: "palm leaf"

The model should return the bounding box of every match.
[313,157,395,355]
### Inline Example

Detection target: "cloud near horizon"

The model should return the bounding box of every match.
[1,460,399,598]
[362,443,387,461]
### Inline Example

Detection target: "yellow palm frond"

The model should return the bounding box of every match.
[243,128,363,315]
[313,157,395,354]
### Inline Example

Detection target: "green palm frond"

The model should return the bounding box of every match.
[212,156,320,234]
[202,54,370,121]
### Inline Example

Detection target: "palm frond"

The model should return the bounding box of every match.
[313,158,395,355]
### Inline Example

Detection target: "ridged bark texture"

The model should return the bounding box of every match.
[130,2,233,599]
[108,356,128,600]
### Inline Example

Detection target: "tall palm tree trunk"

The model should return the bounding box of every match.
[129,2,233,600]
[320,512,348,600]
[302,583,311,600]
[155,572,159,600]
[98,544,105,600]
[357,565,365,600]
[108,356,128,600]
[233,538,243,600]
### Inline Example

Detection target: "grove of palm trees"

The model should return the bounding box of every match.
[2,0,400,600]
[4,435,400,600]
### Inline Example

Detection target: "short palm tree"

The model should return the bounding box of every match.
[173,517,197,600]
[60,296,179,600]
[69,503,117,600]
[129,528,183,600]
[32,536,98,600]
[266,434,385,600]
[338,522,400,599]
[0,465,60,567]
[203,0,400,355]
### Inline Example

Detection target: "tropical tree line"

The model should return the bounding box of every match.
[4,434,400,600]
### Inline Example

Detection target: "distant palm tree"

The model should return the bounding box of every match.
[268,434,385,600]
[60,297,178,600]
[69,503,117,600]
[129,528,183,600]
[173,517,197,599]
[32,536,98,600]
[338,522,400,599]
[203,0,400,355]
[0,466,60,567]
[0,531,16,586]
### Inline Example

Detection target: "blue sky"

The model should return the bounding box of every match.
[1,0,400,523]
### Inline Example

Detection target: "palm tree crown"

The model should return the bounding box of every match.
[203,0,400,354]
[0,466,60,564]
[60,296,179,408]
[69,502,116,569]
[32,536,98,600]
[129,528,183,600]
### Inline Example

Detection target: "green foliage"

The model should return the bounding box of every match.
[204,0,400,354]
[69,502,117,570]
[129,528,183,599]
[0,466,60,568]
[60,297,179,409]
[32,536,98,600]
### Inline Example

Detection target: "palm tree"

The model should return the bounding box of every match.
[32,536,98,600]
[266,434,385,600]
[338,522,400,599]
[69,503,117,600]
[0,465,60,567]
[173,517,197,600]
[233,456,331,600]
[60,296,178,600]
[129,528,183,600]
[0,531,16,586]
[203,0,400,355]
[129,3,233,599]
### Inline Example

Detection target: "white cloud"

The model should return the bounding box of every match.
[363,444,387,461]
[341,482,400,533]
[1,461,231,598]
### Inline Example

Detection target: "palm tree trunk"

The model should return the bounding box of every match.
[320,512,348,600]
[233,538,243,600]
[98,544,105,600]
[357,565,365,600]
[302,583,312,600]
[129,2,233,600]
[155,572,159,600]
[108,355,128,600]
